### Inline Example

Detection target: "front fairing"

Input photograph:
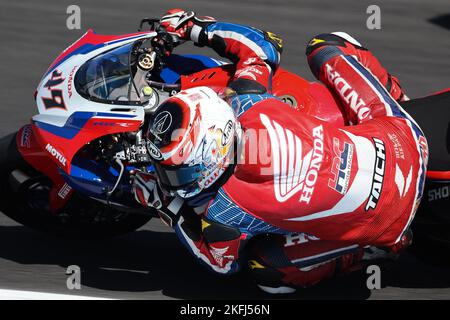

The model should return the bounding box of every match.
[33,30,155,174]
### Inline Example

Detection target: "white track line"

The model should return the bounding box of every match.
[0,289,114,300]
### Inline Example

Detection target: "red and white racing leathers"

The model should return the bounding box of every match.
[187,21,282,92]
[170,27,428,290]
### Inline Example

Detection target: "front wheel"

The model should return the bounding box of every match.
[0,131,153,239]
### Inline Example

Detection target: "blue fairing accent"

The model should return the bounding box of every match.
[33,112,136,139]
[161,54,226,84]
[64,159,121,197]
[206,189,286,235]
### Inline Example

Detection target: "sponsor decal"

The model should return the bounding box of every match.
[57,183,72,199]
[299,125,324,204]
[243,57,257,65]
[325,64,369,120]
[20,125,32,148]
[260,114,324,204]
[388,133,405,160]
[221,120,234,146]
[93,122,115,126]
[45,143,67,166]
[428,185,450,202]
[42,69,66,110]
[265,31,283,50]
[328,138,354,194]
[187,93,203,102]
[67,65,77,98]
[284,233,320,247]
[395,164,413,198]
[147,141,163,160]
[418,136,429,165]
[152,111,172,135]
[365,138,385,211]
[209,245,234,267]
[202,169,224,189]
[235,66,263,81]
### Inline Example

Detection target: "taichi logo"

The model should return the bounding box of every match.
[365,138,385,211]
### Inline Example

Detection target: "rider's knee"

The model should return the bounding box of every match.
[305,32,365,78]
[306,32,363,55]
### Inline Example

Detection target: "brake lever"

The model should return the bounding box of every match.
[138,18,160,32]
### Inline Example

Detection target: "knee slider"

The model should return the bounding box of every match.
[306,32,364,56]
[305,33,353,79]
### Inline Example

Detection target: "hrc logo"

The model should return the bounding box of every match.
[328,138,354,194]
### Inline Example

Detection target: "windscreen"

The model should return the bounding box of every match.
[75,43,139,104]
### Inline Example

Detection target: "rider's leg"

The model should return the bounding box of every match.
[247,234,364,293]
[306,32,407,103]
[305,32,427,251]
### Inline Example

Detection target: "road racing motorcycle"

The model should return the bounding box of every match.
[0,19,448,241]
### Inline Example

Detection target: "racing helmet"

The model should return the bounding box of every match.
[146,86,240,198]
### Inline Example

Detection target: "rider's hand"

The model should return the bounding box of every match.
[160,8,216,42]
[132,171,164,209]
[133,170,187,228]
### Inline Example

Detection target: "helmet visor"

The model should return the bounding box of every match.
[153,162,204,191]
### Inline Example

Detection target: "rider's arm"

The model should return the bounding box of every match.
[192,22,282,93]
[173,212,250,275]
[160,9,282,93]
[133,172,249,274]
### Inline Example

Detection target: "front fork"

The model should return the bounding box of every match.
[16,124,74,213]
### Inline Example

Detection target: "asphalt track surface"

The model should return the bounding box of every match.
[0,0,450,300]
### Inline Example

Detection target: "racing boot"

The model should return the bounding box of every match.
[363,229,413,262]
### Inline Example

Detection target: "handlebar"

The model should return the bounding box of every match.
[135,18,182,93]
[146,79,181,93]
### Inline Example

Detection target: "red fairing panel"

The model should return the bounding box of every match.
[17,125,74,212]
[32,118,142,174]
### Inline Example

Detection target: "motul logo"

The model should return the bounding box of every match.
[45,143,67,166]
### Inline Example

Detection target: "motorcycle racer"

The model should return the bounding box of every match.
[133,9,428,293]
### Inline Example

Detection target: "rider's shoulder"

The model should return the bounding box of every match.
[235,93,280,117]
